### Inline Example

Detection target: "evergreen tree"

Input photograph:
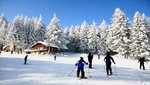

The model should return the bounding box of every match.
[74,25,81,52]
[23,16,31,47]
[45,14,69,50]
[130,12,150,59]
[0,14,8,50]
[6,15,46,49]
[99,20,108,55]
[107,8,130,58]
[88,21,99,53]
[67,25,76,52]
[34,15,46,42]
[64,27,69,37]
[6,15,26,48]
[147,17,150,39]
[79,21,89,53]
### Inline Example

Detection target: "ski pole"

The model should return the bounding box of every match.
[114,64,117,76]
[146,63,150,69]
[69,66,76,76]
[104,65,106,73]
[87,67,92,77]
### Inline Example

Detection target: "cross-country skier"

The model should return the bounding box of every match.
[0,50,1,56]
[54,55,56,61]
[75,57,88,79]
[24,54,28,64]
[138,57,149,70]
[104,52,115,75]
[87,52,93,68]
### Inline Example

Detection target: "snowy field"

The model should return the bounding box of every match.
[0,52,150,85]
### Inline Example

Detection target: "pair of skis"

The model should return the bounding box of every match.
[77,77,88,80]
[107,73,117,77]
[77,68,92,80]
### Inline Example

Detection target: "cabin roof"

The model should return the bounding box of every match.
[32,41,59,49]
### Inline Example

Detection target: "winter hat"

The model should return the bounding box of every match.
[80,57,83,60]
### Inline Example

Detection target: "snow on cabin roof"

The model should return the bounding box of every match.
[32,41,59,49]
[31,41,47,48]
[49,43,59,49]
[3,44,14,49]
[37,41,49,46]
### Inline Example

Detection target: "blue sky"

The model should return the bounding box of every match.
[0,0,150,28]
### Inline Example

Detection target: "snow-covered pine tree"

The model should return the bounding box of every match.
[147,17,150,39]
[79,21,89,53]
[29,17,39,46]
[106,8,130,58]
[45,14,69,50]
[140,14,150,59]
[6,15,27,48]
[64,27,69,37]
[34,15,46,42]
[67,25,76,52]
[6,15,44,49]
[0,14,8,50]
[129,12,150,59]
[88,21,99,53]
[98,20,108,55]
[23,16,36,48]
[74,25,81,52]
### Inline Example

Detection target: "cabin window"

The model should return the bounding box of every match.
[38,47,44,50]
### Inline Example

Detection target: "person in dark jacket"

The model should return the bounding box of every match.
[87,52,93,68]
[75,57,88,79]
[104,52,115,75]
[138,57,148,70]
[24,55,28,64]
[54,55,56,61]
[0,50,1,55]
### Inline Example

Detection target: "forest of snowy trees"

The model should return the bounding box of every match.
[0,8,150,59]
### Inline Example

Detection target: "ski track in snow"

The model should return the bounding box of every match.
[0,52,150,85]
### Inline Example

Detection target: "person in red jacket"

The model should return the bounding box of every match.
[98,52,100,59]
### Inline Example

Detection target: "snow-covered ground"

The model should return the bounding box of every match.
[0,52,150,85]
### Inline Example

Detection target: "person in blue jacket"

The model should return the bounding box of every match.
[75,57,88,79]
[104,52,115,75]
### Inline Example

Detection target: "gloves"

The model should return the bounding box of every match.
[86,63,88,65]
[75,63,77,66]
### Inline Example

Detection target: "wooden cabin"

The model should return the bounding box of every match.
[3,44,15,52]
[24,41,59,54]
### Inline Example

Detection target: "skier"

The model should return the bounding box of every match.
[0,50,1,55]
[24,54,28,64]
[11,51,13,54]
[75,57,88,79]
[138,57,148,70]
[98,52,100,59]
[104,52,115,75]
[54,55,56,61]
[87,52,93,68]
